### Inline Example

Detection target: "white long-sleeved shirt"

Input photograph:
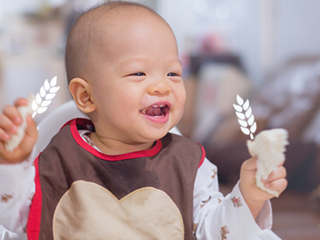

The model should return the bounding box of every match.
[0,133,280,240]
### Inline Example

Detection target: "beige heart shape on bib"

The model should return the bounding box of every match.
[53,180,184,240]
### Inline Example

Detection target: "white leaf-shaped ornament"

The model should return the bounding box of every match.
[50,86,60,93]
[243,99,250,111]
[241,127,250,135]
[40,86,46,97]
[235,112,245,120]
[44,79,50,90]
[234,94,257,140]
[233,104,242,112]
[248,114,255,125]
[32,100,38,111]
[37,107,48,114]
[238,119,248,127]
[36,93,42,104]
[41,100,52,107]
[237,95,244,105]
[250,122,257,133]
[245,107,252,118]
[50,76,57,86]
[45,93,56,100]
[31,76,60,118]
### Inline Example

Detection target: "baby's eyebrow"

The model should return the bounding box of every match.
[116,58,149,72]
[167,59,183,68]
[118,58,149,66]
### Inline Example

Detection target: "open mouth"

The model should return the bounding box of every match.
[140,104,171,118]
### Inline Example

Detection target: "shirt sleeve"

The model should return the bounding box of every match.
[193,157,277,240]
[0,148,36,233]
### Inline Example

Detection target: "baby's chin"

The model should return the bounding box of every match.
[138,126,173,142]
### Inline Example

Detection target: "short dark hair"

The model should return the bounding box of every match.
[64,1,159,84]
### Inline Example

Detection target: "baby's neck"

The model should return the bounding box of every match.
[88,132,155,155]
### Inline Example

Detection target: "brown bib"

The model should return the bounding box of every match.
[27,118,204,240]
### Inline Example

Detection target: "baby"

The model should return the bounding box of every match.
[0,1,287,240]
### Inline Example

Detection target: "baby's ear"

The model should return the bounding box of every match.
[69,78,96,113]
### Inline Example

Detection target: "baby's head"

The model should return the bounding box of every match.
[65,1,186,150]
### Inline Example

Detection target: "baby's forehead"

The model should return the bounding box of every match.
[65,3,172,82]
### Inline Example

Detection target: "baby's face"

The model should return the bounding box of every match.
[85,11,186,145]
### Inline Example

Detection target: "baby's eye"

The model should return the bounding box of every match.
[167,72,179,77]
[131,72,145,76]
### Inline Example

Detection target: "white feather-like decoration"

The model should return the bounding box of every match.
[31,76,60,118]
[5,94,35,152]
[247,129,289,196]
[233,95,256,140]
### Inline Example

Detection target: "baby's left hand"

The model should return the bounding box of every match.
[239,157,287,219]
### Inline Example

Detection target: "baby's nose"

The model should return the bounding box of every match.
[147,78,172,95]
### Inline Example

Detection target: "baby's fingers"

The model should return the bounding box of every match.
[265,178,288,195]
[4,99,27,125]
[0,98,29,139]
[263,166,287,194]
[13,98,28,108]
[0,125,10,141]
[264,166,287,182]
[0,112,18,139]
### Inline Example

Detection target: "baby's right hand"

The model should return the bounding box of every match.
[0,98,38,164]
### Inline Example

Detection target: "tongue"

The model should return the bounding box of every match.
[145,107,162,116]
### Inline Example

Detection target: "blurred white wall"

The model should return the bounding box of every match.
[275,0,320,65]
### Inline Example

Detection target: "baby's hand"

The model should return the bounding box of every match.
[239,157,287,219]
[0,98,38,164]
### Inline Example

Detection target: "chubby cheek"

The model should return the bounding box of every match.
[177,84,187,111]
[116,90,143,121]
[172,85,187,123]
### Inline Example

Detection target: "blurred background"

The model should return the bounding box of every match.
[1,0,320,239]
